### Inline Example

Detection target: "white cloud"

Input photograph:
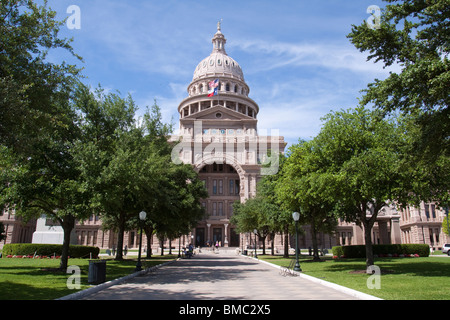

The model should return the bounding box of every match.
[233,39,400,75]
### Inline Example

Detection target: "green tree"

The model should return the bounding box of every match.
[73,86,207,260]
[231,155,291,256]
[72,84,142,260]
[310,107,417,268]
[0,0,83,271]
[0,102,92,271]
[0,0,82,151]
[347,0,449,160]
[276,140,337,261]
[256,155,292,257]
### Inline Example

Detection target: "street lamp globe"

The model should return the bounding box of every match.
[292,211,300,222]
[139,211,147,221]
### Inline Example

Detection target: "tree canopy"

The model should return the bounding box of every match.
[348,0,449,159]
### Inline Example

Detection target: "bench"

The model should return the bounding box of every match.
[279,259,299,277]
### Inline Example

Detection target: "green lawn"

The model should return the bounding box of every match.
[0,255,176,300]
[260,255,450,300]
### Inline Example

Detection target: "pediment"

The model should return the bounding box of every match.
[183,105,255,121]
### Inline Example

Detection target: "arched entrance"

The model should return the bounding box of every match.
[194,161,242,248]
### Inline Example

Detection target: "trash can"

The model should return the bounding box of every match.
[88,260,106,285]
[243,250,248,256]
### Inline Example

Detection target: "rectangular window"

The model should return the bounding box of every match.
[431,204,436,218]
[213,180,217,194]
[229,180,234,195]
[218,180,223,194]
[213,202,217,216]
[218,202,223,216]
[235,179,240,194]
[424,204,430,219]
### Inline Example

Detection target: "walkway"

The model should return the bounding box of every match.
[73,250,379,301]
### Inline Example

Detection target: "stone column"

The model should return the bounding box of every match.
[224,223,229,247]
[352,223,364,245]
[378,221,389,244]
[207,224,211,245]
[390,217,401,244]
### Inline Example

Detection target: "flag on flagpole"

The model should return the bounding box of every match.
[208,79,219,97]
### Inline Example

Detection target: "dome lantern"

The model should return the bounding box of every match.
[192,23,245,82]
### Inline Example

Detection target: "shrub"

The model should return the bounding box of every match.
[332,244,430,258]
[2,243,99,258]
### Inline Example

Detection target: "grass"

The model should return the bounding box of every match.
[2,252,449,300]
[260,255,450,300]
[0,255,177,300]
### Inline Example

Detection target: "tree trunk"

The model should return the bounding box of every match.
[310,221,321,262]
[159,236,164,256]
[270,232,275,256]
[115,216,125,261]
[283,225,289,258]
[363,221,374,270]
[261,235,266,255]
[59,215,75,271]
[144,225,153,258]
[362,202,382,272]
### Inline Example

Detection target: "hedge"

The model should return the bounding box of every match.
[332,244,430,258]
[1,243,99,258]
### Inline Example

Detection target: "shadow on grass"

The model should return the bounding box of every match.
[0,256,178,300]
[1,280,83,300]
[325,257,450,277]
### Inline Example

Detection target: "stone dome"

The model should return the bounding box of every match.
[192,24,245,82]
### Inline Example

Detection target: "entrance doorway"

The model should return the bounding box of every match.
[213,228,222,246]
[195,228,205,247]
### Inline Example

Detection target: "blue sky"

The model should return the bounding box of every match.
[46,0,398,148]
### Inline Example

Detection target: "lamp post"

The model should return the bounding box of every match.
[292,212,301,272]
[253,229,258,259]
[178,235,182,258]
[135,211,147,272]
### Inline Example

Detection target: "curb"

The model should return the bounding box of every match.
[243,255,383,301]
[56,260,177,300]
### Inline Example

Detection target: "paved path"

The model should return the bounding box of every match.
[78,251,378,301]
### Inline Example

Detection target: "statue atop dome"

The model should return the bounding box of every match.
[217,20,222,32]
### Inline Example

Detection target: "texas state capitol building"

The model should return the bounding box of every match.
[170,22,286,248]
[1,24,449,253]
